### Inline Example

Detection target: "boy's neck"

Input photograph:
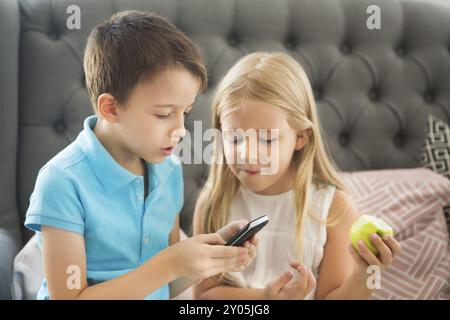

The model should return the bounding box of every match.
[93,118,146,177]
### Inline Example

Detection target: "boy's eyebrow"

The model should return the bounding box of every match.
[151,102,195,108]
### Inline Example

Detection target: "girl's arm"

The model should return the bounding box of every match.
[314,189,370,299]
[193,192,300,300]
[315,189,401,300]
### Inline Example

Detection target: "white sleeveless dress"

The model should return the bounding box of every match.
[227,182,336,300]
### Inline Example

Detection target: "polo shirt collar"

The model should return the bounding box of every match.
[77,116,174,193]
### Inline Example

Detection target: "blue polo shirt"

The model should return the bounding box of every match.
[24,115,183,300]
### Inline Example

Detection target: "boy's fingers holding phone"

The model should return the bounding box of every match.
[243,241,257,260]
[248,235,259,247]
[217,220,248,241]
[211,254,249,272]
[197,233,226,245]
[208,244,248,258]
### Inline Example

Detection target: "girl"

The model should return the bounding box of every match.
[193,52,401,300]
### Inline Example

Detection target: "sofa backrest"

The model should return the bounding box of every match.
[15,0,450,240]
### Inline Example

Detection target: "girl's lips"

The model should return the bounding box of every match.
[242,169,261,176]
[161,147,174,155]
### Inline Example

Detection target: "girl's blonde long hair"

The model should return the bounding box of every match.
[199,52,349,262]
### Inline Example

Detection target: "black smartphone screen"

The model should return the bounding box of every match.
[225,215,269,246]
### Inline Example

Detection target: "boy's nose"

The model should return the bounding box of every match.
[171,127,186,141]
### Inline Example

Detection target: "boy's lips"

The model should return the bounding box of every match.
[160,146,175,155]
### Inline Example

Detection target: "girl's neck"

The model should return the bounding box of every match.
[254,164,296,196]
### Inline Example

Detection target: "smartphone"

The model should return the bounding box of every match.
[225,215,269,246]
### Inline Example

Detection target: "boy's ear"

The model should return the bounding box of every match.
[97,93,119,123]
[294,128,311,151]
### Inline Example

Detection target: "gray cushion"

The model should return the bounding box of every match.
[16,0,450,238]
[0,0,22,300]
[3,0,450,299]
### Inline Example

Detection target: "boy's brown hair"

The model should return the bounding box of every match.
[83,10,208,112]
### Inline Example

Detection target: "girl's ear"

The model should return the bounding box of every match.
[294,128,311,151]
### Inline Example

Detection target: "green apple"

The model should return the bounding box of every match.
[349,215,394,255]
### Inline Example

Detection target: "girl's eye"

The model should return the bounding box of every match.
[156,113,170,119]
[227,136,243,144]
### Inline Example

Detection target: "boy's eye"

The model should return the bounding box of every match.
[156,113,171,119]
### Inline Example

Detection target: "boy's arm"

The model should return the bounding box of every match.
[168,216,200,298]
[41,225,178,300]
[191,189,265,300]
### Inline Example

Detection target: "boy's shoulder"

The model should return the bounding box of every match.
[38,139,86,179]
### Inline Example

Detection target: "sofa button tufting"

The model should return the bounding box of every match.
[339,132,350,146]
[227,34,240,47]
[285,35,297,50]
[424,91,434,103]
[48,32,59,40]
[313,89,322,100]
[395,46,406,57]
[393,134,406,147]
[54,122,66,133]
[369,88,380,101]
[340,43,351,54]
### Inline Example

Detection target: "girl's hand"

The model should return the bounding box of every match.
[264,263,316,300]
[170,233,250,279]
[348,234,402,280]
[217,220,259,269]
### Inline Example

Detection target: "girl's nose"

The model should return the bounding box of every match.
[238,137,258,164]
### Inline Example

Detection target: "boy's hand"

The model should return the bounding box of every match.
[348,233,402,280]
[170,233,250,279]
[217,220,259,268]
[264,263,316,300]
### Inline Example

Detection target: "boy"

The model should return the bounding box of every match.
[24,10,255,300]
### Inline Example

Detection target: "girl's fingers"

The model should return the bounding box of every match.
[306,268,316,292]
[294,265,308,292]
[382,235,402,257]
[268,272,294,293]
[370,234,393,265]
[357,240,381,267]
[348,245,368,267]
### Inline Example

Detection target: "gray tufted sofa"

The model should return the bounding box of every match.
[1,0,450,299]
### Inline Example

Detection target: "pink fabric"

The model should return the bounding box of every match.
[341,168,450,300]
